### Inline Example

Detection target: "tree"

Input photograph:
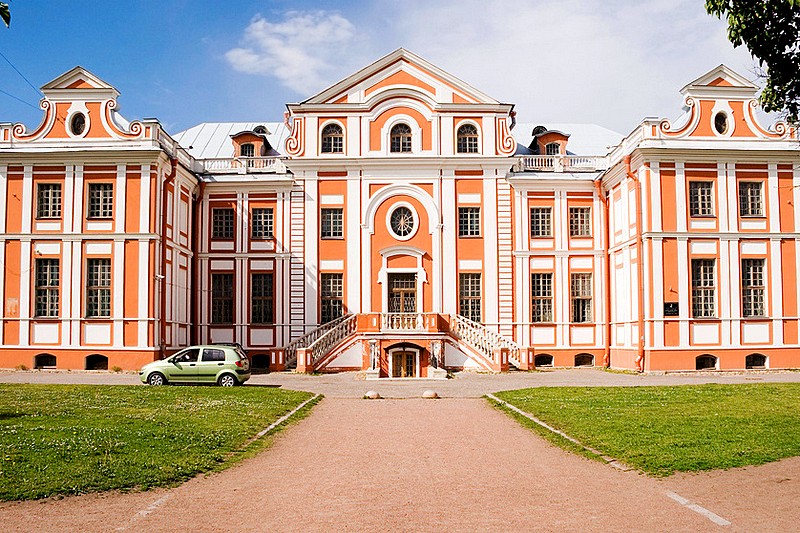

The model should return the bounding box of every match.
[706,0,800,122]
[1,3,9,28]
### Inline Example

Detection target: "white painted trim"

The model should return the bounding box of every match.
[387,347,421,378]
[483,178,498,325]
[113,240,125,347]
[385,200,420,241]
[677,238,689,346]
[770,239,783,344]
[21,165,33,234]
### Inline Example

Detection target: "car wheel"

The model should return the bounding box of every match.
[218,374,236,387]
[148,372,167,386]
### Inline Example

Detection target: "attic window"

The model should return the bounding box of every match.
[240,143,255,157]
[714,112,728,135]
[70,113,86,136]
[545,142,560,155]
[456,124,479,153]
[321,123,343,154]
[390,123,412,153]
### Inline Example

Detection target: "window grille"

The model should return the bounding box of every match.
[37,184,62,219]
[531,273,553,322]
[688,181,714,217]
[530,207,552,237]
[570,273,592,323]
[211,273,234,324]
[741,259,766,317]
[691,259,716,318]
[569,207,591,237]
[240,143,255,157]
[321,123,344,153]
[456,124,479,153]
[212,208,235,239]
[458,207,481,237]
[390,123,412,153]
[321,208,343,238]
[35,258,59,317]
[545,142,560,155]
[320,273,344,323]
[88,183,113,218]
[251,208,274,239]
[738,182,763,217]
[86,258,111,317]
[458,273,482,322]
[251,273,274,324]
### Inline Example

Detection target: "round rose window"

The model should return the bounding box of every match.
[390,206,415,237]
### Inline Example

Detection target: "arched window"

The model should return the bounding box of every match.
[321,123,344,154]
[574,353,594,367]
[240,143,255,157]
[745,353,767,369]
[545,142,560,155]
[534,354,554,367]
[696,354,717,370]
[85,353,109,370]
[456,124,479,153]
[390,123,412,153]
[34,353,57,369]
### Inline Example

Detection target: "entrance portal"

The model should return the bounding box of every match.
[391,349,418,378]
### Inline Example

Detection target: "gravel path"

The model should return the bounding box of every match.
[3,397,796,532]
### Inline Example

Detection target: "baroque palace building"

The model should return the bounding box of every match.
[1,49,798,375]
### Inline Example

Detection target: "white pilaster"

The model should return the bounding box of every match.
[674,161,686,232]
[677,237,689,347]
[770,238,784,344]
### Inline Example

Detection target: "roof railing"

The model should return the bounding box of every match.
[515,154,607,172]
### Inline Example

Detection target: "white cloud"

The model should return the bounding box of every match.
[225,11,360,95]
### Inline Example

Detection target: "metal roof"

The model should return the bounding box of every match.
[172,122,290,159]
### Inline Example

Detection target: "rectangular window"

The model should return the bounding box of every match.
[458,273,482,322]
[738,182,764,217]
[320,273,343,323]
[570,273,592,323]
[321,208,343,238]
[691,259,716,318]
[251,273,274,324]
[211,273,234,324]
[35,258,59,317]
[240,143,255,157]
[37,184,62,219]
[742,259,766,317]
[212,208,235,239]
[86,258,111,318]
[458,207,481,237]
[569,207,591,237]
[689,181,714,217]
[88,183,113,218]
[530,207,552,237]
[531,273,553,322]
[251,208,274,239]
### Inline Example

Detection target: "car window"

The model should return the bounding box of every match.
[235,348,248,360]
[202,348,226,362]
[173,348,199,363]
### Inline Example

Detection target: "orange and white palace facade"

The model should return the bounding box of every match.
[1,49,798,375]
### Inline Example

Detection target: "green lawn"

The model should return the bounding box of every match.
[0,384,317,500]
[493,383,800,476]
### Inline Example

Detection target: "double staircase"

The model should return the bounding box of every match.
[283,313,524,373]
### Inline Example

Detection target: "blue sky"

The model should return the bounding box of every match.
[0,1,759,136]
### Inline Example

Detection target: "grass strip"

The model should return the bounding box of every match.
[0,384,316,500]
[494,383,800,476]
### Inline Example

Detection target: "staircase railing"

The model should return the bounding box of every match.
[382,313,424,331]
[449,314,522,368]
[306,314,358,368]
[284,314,353,368]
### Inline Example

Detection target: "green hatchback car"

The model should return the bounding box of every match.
[140,344,251,387]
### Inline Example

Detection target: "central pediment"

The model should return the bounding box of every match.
[300,48,501,107]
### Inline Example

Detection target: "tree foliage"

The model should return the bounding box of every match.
[706,0,800,122]
[0,3,9,28]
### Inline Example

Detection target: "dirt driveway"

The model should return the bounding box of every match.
[2,396,797,532]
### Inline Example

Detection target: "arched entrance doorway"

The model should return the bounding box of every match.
[387,346,421,378]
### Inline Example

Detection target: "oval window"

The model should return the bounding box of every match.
[714,112,728,135]
[70,113,86,136]
[390,206,415,237]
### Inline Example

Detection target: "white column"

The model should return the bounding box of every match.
[346,173,361,313]
[652,238,664,348]
[70,241,82,345]
[113,240,125,347]
[674,161,687,232]
[726,163,738,233]
[719,239,731,347]
[483,177,498,325]
[441,174,456,313]
[768,163,780,233]
[650,161,662,232]
[73,165,84,233]
[115,164,126,234]
[770,238,784,344]
[717,162,728,232]
[729,240,741,346]
[677,237,690,347]
[304,178,318,326]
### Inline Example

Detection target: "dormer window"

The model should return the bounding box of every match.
[456,124,479,153]
[390,123,412,153]
[321,123,344,154]
[240,143,255,157]
[545,142,560,155]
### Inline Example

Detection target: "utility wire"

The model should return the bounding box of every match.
[0,49,43,97]
[0,87,39,110]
